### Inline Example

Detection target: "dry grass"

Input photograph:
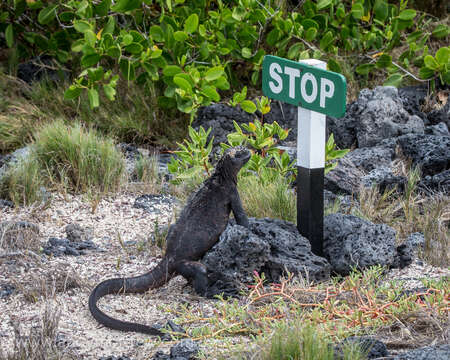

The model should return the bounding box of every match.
[0,304,78,360]
[0,221,41,252]
[11,262,88,303]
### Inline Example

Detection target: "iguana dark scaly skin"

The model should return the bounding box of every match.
[88,146,251,335]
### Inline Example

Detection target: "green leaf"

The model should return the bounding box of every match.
[305,27,317,42]
[111,0,141,12]
[59,11,75,22]
[240,100,257,113]
[316,0,332,10]
[376,54,392,68]
[435,47,449,66]
[122,34,133,46]
[204,66,224,82]
[319,31,334,50]
[419,66,435,79]
[383,73,404,87]
[106,46,121,58]
[266,28,281,46]
[241,47,252,59]
[184,13,199,34]
[38,5,58,25]
[374,0,388,21]
[88,88,99,108]
[432,24,450,39]
[95,0,111,17]
[5,24,13,48]
[103,84,116,101]
[173,75,192,92]
[424,55,439,70]
[351,3,364,19]
[84,30,97,47]
[288,43,303,59]
[174,31,188,42]
[125,42,142,54]
[163,65,183,77]
[103,16,115,35]
[398,9,416,21]
[119,59,135,80]
[356,63,375,75]
[71,39,84,52]
[327,59,342,73]
[81,53,100,67]
[201,85,220,102]
[64,85,82,100]
[150,25,164,42]
[74,20,92,33]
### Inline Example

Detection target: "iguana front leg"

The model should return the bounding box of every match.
[175,260,209,295]
[230,188,249,228]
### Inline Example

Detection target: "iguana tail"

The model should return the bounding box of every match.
[88,257,173,335]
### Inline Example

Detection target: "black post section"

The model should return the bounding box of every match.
[297,166,324,257]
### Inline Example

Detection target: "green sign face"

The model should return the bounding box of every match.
[262,55,347,118]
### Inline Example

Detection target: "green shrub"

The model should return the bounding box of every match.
[0,155,44,206]
[34,120,125,195]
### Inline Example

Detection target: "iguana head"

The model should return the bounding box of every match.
[214,146,251,182]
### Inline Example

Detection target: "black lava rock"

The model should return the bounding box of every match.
[361,167,406,193]
[0,199,14,209]
[323,213,397,275]
[419,169,450,194]
[396,134,450,176]
[0,283,15,299]
[324,158,365,195]
[392,344,450,360]
[17,55,69,84]
[99,356,132,360]
[134,194,179,214]
[203,218,330,297]
[42,237,100,256]
[170,339,199,359]
[65,223,93,243]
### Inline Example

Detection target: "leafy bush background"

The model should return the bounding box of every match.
[1,0,448,118]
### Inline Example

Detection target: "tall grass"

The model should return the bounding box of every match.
[0,156,44,206]
[34,121,125,195]
[357,167,449,266]
[238,174,296,223]
[259,323,365,360]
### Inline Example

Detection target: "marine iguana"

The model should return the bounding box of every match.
[89,146,251,335]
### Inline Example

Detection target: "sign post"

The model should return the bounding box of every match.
[262,55,346,256]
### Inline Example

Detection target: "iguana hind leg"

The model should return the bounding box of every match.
[175,260,209,296]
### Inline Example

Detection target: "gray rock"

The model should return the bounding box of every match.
[192,103,254,148]
[17,55,70,84]
[66,223,92,243]
[405,232,426,250]
[0,147,31,181]
[328,86,425,149]
[324,158,365,195]
[398,85,428,121]
[344,145,396,172]
[0,199,14,208]
[335,336,388,359]
[203,218,330,295]
[99,357,132,360]
[323,213,397,275]
[324,190,354,213]
[428,100,450,129]
[0,283,15,299]
[426,122,449,136]
[361,166,406,193]
[43,237,100,257]
[396,134,450,176]
[170,339,199,359]
[392,344,450,360]
[419,169,450,194]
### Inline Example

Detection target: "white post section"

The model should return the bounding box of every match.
[297,59,327,169]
